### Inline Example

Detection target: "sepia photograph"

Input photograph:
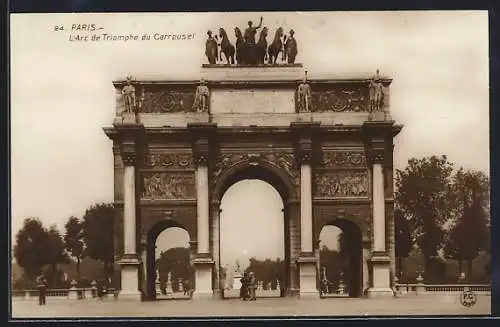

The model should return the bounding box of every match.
[9,11,491,318]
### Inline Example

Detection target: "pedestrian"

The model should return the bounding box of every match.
[248,272,257,301]
[36,272,48,305]
[240,272,248,300]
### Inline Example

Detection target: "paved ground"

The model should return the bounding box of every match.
[11,295,491,319]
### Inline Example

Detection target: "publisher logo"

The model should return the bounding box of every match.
[460,289,477,307]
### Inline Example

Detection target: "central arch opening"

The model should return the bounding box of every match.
[216,164,293,299]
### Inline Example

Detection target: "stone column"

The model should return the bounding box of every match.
[117,147,141,301]
[367,147,393,297]
[211,203,222,298]
[192,154,214,299]
[297,151,318,299]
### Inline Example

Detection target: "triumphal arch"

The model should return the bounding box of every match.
[104,31,401,300]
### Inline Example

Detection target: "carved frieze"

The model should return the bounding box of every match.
[143,153,194,169]
[322,151,367,168]
[141,90,196,113]
[212,151,299,185]
[313,171,369,198]
[311,86,368,112]
[142,173,196,199]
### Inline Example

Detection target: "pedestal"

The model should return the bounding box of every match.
[366,252,394,298]
[192,257,214,299]
[118,255,141,301]
[297,254,319,299]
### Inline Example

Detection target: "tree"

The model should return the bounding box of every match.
[156,247,193,291]
[64,216,85,279]
[82,203,115,276]
[444,169,489,280]
[45,225,71,285]
[394,209,413,279]
[395,155,454,279]
[13,218,49,281]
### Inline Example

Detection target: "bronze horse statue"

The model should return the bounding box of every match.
[267,27,284,65]
[256,27,268,65]
[218,28,235,65]
[234,27,246,65]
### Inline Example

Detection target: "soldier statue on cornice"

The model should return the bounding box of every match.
[369,69,384,112]
[297,71,312,112]
[122,76,137,113]
[193,78,210,112]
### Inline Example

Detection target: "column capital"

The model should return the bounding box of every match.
[291,121,320,166]
[296,149,313,165]
[369,148,386,165]
[121,148,137,166]
[188,122,217,167]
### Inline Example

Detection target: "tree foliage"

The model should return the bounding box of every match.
[81,203,115,274]
[14,219,70,285]
[444,169,489,280]
[394,209,413,278]
[13,218,50,281]
[64,216,85,279]
[156,247,193,291]
[246,257,285,289]
[395,155,454,277]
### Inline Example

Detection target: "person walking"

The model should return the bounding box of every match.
[248,272,257,301]
[36,272,48,305]
[240,272,248,300]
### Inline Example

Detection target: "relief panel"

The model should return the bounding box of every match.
[141,172,196,200]
[311,84,369,113]
[313,171,369,198]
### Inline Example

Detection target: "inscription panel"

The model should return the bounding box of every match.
[313,171,369,198]
[142,153,194,169]
[211,89,295,114]
[141,172,196,200]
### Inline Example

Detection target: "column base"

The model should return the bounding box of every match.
[118,290,142,301]
[118,254,141,302]
[368,252,393,298]
[212,289,223,299]
[297,254,319,299]
[192,256,214,300]
[366,287,395,298]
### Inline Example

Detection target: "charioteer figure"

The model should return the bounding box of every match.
[284,29,298,64]
[205,30,218,64]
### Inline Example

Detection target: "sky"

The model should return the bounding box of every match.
[10,12,489,265]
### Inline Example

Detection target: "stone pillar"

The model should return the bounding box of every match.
[297,151,318,299]
[117,146,141,301]
[211,203,222,298]
[292,121,320,299]
[367,147,393,297]
[192,152,214,299]
[189,123,216,299]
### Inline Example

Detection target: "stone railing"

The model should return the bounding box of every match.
[12,287,118,301]
[394,283,491,296]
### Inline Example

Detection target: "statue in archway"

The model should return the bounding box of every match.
[122,76,137,113]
